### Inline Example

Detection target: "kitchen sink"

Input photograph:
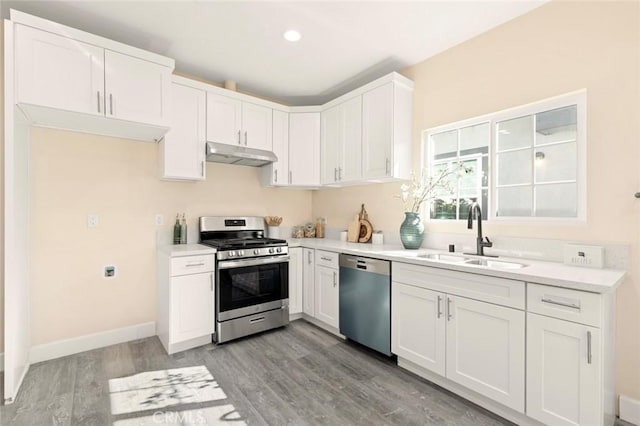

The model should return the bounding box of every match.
[418,253,468,263]
[463,259,526,269]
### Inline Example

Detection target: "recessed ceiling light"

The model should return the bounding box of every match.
[283,30,301,42]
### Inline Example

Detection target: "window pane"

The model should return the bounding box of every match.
[459,158,482,189]
[535,183,577,217]
[535,142,577,183]
[459,189,488,220]
[497,116,532,151]
[431,197,457,220]
[536,105,577,145]
[497,149,532,186]
[497,186,532,217]
[460,122,489,156]
[431,130,457,160]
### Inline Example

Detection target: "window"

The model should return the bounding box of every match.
[424,91,586,222]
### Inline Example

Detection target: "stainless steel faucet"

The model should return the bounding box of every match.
[467,202,493,256]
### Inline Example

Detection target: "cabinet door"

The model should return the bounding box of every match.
[446,295,525,412]
[362,83,393,179]
[314,265,339,328]
[302,248,315,316]
[206,92,242,146]
[242,102,273,151]
[391,283,446,376]
[104,50,171,127]
[527,313,601,426]
[170,272,214,343]
[15,25,104,116]
[288,248,303,315]
[161,83,206,180]
[271,110,289,185]
[340,96,363,182]
[289,113,320,186]
[321,105,340,184]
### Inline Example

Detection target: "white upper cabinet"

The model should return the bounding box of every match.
[321,96,362,185]
[261,109,289,186]
[12,12,174,142]
[160,80,206,181]
[289,112,320,186]
[206,92,273,151]
[104,50,171,127]
[15,25,104,116]
[362,79,412,180]
[206,92,242,146]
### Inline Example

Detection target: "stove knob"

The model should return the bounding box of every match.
[228,251,235,257]
[254,249,260,255]
[239,250,245,256]
[276,247,282,253]
[269,248,275,254]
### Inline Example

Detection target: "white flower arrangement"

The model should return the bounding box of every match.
[399,163,472,213]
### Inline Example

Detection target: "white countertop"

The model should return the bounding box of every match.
[287,238,626,294]
[157,243,216,257]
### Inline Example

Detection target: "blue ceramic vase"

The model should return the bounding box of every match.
[400,212,424,249]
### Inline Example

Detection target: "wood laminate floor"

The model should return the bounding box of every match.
[0,320,632,426]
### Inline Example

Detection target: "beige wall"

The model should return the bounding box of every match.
[28,128,311,345]
[314,1,640,399]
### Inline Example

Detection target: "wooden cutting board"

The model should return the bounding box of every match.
[347,215,360,242]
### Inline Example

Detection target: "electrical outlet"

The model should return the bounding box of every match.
[87,214,99,228]
[104,265,116,279]
[155,214,164,226]
[563,244,604,268]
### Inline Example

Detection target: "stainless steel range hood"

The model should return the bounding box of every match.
[205,142,277,167]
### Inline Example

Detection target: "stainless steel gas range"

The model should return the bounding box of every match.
[199,216,289,343]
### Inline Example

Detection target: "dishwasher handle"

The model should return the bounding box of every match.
[339,254,390,276]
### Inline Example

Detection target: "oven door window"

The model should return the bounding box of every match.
[218,261,288,312]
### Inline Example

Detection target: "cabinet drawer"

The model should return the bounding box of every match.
[171,254,214,276]
[392,262,525,309]
[316,250,339,269]
[527,283,601,327]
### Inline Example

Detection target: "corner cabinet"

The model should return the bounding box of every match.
[13,19,173,142]
[157,248,215,355]
[160,78,206,181]
[362,79,413,181]
[321,96,362,185]
[289,112,321,186]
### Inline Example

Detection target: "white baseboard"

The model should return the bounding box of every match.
[29,321,156,364]
[620,395,640,425]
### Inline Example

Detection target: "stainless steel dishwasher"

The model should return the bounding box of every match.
[339,254,391,356]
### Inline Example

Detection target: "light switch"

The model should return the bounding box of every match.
[563,244,604,268]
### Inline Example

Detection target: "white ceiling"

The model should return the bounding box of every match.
[1,1,547,105]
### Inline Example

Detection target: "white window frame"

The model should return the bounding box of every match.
[422,90,587,224]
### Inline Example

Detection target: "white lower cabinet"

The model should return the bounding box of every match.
[446,295,525,412]
[157,250,215,355]
[288,247,303,315]
[314,250,339,329]
[391,262,526,414]
[302,248,315,316]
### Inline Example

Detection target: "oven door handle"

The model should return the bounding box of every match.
[218,255,290,269]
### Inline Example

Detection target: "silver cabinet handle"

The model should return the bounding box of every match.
[244,131,248,146]
[587,331,592,364]
[333,271,337,287]
[541,298,580,310]
[321,256,333,262]
[201,160,205,177]
[289,171,292,184]
[186,262,205,267]
[338,167,342,181]
[97,91,101,113]
[385,158,390,175]
[237,130,241,145]
[274,169,278,183]
[334,167,337,182]
[307,251,312,264]
[210,273,214,291]
[109,93,113,115]
[447,297,452,321]
[437,295,442,319]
